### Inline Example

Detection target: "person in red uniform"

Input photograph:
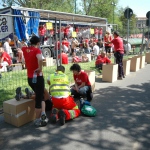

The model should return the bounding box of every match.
[107,31,125,79]
[64,25,70,38]
[70,64,92,101]
[39,24,46,45]
[47,65,80,125]
[99,27,103,39]
[54,40,61,57]
[104,31,112,58]
[95,51,111,69]
[0,47,12,75]
[58,51,68,64]
[94,27,99,39]
[18,36,48,127]
[72,52,82,63]
[62,38,69,53]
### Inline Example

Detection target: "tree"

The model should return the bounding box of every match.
[3,0,75,13]
[81,0,118,21]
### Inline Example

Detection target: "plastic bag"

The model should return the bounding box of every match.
[81,105,97,117]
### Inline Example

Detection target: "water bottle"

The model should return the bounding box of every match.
[32,72,37,83]
[80,98,84,109]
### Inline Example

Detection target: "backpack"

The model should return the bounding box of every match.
[81,105,97,117]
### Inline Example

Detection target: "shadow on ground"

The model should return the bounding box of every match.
[0,81,150,150]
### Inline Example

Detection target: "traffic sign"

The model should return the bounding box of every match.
[124,8,133,19]
[146,11,150,18]
[146,11,150,27]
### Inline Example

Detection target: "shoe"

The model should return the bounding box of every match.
[34,119,41,127]
[15,87,22,101]
[41,114,49,126]
[117,76,123,80]
[51,108,58,123]
[41,117,49,127]
[123,75,125,78]
[58,110,66,125]
[25,88,32,99]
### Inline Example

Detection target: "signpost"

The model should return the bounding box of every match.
[146,11,150,41]
[124,8,133,54]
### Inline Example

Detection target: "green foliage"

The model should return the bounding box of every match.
[2,0,142,39]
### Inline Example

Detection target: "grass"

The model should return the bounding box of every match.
[0,53,144,108]
[0,61,96,108]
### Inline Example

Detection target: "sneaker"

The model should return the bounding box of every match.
[34,117,49,127]
[41,117,49,127]
[51,108,58,123]
[58,110,66,125]
[117,76,123,80]
[40,114,49,126]
[34,119,42,127]
[25,88,32,99]
[15,87,22,101]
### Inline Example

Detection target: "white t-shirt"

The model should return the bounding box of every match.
[124,43,131,52]
[93,45,100,56]
[3,41,12,55]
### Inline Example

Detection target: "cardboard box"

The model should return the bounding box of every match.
[43,57,53,67]
[85,54,91,62]
[134,55,145,69]
[145,52,150,64]
[140,55,146,69]
[123,59,131,76]
[11,64,22,72]
[84,70,95,92]
[128,57,140,72]
[3,99,35,127]
[102,64,118,83]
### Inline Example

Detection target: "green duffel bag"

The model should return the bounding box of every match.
[81,105,97,117]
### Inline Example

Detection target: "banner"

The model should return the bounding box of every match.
[46,22,53,30]
[72,31,77,37]
[90,29,94,34]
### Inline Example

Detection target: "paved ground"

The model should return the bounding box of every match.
[0,64,150,150]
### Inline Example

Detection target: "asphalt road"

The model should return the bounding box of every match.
[0,64,150,150]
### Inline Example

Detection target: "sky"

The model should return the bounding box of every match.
[0,0,149,17]
[118,0,150,17]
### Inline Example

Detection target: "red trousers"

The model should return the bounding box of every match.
[52,96,80,120]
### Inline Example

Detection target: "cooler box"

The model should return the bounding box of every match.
[3,99,35,127]
[102,64,118,83]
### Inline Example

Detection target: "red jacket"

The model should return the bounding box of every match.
[95,55,111,65]
[0,52,12,66]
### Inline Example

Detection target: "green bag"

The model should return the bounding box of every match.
[81,105,97,117]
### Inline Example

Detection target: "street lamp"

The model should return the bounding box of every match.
[111,2,116,25]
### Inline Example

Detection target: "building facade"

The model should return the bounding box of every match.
[136,17,147,30]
